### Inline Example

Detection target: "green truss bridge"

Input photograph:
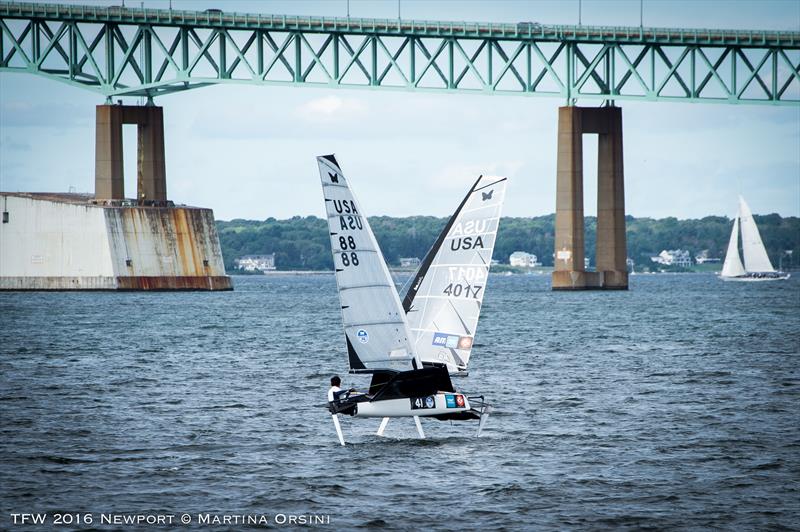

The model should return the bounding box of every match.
[1,1,798,105]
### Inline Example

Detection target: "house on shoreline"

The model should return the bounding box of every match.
[235,254,276,273]
[651,249,692,268]
[509,251,541,267]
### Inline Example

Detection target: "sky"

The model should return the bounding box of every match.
[1,0,799,221]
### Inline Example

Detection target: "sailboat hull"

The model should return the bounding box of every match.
[353,394,474,418]
[720,272,791,281]
[327,367,486,420]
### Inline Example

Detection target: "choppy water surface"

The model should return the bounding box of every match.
[2,274,799,530]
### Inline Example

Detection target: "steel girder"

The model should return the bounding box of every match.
[1,2,798,105]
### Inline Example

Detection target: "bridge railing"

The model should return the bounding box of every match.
[2,1,798,45]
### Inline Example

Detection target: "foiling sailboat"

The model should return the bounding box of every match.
[317,154,506,445]
[720,196,789,281]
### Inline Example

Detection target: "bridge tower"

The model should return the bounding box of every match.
[95,104,167,202]
[552,105,628,290]
[1,99,232,291]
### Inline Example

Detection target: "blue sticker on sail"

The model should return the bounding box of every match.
[432,332,459,348]
[357,329,369,344]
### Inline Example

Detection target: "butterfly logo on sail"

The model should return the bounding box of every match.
[329,172,339,183]
[481,189,493,201]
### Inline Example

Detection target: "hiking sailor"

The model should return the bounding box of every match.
[328,376,356,403]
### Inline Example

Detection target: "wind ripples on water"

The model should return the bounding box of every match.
[1,273,798,530]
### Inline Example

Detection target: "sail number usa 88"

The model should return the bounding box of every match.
[339,236,359,266]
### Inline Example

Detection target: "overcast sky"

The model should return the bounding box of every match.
[1,0,798,221]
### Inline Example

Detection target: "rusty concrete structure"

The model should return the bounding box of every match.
[0,193,231,290]
[95,104,166,202]
[553,106,628,291]
[0,103,231,291]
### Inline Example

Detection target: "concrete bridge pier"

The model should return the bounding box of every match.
[95,104,166,202]
[552,105,628,290]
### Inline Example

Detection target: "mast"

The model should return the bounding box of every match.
[401,176,482,312]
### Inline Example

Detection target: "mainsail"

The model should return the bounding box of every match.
[317,155,416,373]
[402,175,507,374]
[721,216,746,278]
[738,196,775,273]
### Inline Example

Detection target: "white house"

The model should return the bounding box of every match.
[509,251,541,267]
[651,249,692,267]
[695,249,721,264]
[399,257,420,268]
[235,254,276,272]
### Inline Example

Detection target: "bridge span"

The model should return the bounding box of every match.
[1,1,798,104]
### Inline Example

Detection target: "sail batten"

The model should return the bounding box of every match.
[458,205,503,215]
[474,178,507,191]
[423,263,492,269]
[319,247,379,254]
[340,283,396,291]
[325,213,367,219]
[411,294,484,301]
[318,155,416,373]
[344,320,408,326]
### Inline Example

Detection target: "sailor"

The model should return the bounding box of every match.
[328,376,356,403]
[328,375,343,402]
[328,376,360,416]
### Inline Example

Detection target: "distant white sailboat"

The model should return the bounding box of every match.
[720,196,790,282]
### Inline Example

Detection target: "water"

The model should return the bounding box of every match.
[2,274,799,530]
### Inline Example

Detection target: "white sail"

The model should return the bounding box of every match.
[402,176,507,374]
[720,216,745,278]
[317,155,416,373]
[738,196,775,273]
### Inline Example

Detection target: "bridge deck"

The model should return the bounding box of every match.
[1,2,797,46]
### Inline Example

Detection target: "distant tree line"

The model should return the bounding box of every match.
[216,214,800,272]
